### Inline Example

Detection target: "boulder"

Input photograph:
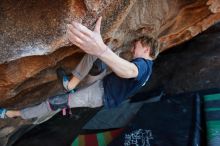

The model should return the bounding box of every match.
[0,0,220,145]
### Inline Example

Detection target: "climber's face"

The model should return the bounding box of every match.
[131,40,150,59]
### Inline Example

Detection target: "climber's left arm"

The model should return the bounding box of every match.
[67,17,138,79]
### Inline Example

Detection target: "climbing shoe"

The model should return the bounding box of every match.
[56,67,75,93]
[0,108,7,119]
[56,67,69,91]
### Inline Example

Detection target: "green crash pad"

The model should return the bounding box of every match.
[204,93,220,146]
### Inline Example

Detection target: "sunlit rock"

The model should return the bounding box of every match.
[0,0,220,145]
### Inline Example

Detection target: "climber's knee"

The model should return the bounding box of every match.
[47,94,69,111]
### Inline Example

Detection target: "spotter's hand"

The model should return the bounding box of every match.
[67,17,107,56]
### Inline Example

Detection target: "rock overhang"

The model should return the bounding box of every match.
[0,0,220,145]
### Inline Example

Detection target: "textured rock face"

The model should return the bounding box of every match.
[144,22,220,94]
[0,0,220,145]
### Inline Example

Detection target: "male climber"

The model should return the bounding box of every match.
[0,17,160,119]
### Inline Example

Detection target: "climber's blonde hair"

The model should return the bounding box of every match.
[135,36,160,60]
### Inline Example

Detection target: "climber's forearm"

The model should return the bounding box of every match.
[98,46,138,79]
[67,17,138,79]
